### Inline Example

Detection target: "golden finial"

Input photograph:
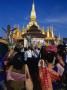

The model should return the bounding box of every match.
[51,26,54,38]
[30,0,36,21]
[47,27,50,38]
[22,25,26,34]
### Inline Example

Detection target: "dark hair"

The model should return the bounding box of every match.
[46,52,55,63]
[40,46,47,60]
[28,46,33,50]
[57,44,66,53]
[57,44,66,61]
[57,51,65,60]
[10,52,25,70]
[14,45,21,52]
[24,47,27,51]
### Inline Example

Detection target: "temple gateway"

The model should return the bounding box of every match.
[12,2,61,47]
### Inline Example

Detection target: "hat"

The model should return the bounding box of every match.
[0,39,8,44]
[46,45,57,53]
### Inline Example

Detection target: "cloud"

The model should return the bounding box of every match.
[45,16,67,24]
[37,14,67,28]
[24,16,30,21]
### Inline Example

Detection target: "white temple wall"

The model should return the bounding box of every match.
[24,38,45,47]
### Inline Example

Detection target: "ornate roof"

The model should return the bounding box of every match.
[27,24,41,33]
[22,24,46,38]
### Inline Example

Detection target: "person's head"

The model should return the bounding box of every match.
[28,46,32,50]
[40,46,47,60]
[38,59,46,67]
[24,47,27,51]
[40,46,46,53]
[57,51,64,60]
[46,52,56,63]
[57,49,66,60]
[14,42,23,52]
[12,53,25,70]
[57,44,66,53]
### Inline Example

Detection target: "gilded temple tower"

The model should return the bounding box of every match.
[11,1,60,47]
[27,1,39,29]
[30,1,36,21]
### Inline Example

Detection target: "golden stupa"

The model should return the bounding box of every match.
[11,1,59,46]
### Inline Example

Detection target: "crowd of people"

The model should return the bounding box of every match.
[0,40,67,90]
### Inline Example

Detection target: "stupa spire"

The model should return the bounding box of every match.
[30,0,36,21]
[51,26,54,38]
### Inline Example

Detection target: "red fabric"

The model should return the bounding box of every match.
[39,67,53,90]
[39,67,60,90]
[49,69,60,81]
[46,45,57,52]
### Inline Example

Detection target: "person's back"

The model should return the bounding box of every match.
[7,51,26,90]
[10,50,25,69]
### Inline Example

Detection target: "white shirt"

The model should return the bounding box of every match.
[66,55,67,63]
[26,50,33,58]
[57,63,64,76]
[33,49,40,58]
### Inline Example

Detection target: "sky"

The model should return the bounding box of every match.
[0,0,67,38]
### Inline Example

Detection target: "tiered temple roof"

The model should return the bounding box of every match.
[12,1,58,43]
[22,24,46,38]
